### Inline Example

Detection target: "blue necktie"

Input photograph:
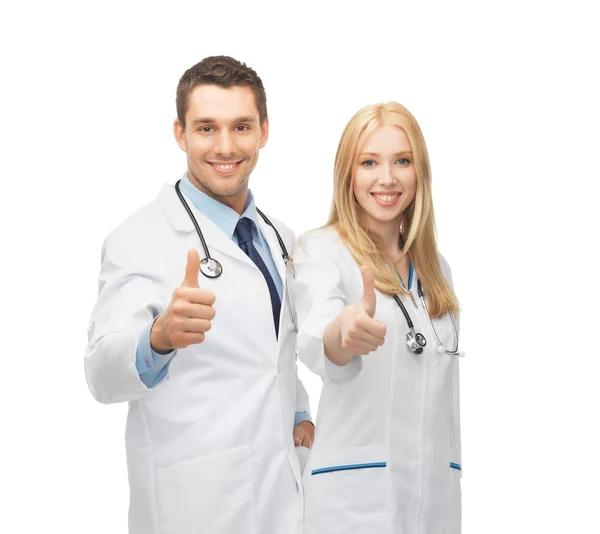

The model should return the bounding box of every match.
[234,217,281,337]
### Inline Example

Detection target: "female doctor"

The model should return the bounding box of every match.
[293,102,462,533]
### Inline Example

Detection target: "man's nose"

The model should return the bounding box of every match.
[215,131,235,157]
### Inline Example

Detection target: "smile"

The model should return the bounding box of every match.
[209,161,243,175]
[371,192,401,207]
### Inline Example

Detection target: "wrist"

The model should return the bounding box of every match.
[324,315,354,366]
[150,316,172,354]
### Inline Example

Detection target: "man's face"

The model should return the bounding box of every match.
[174,84,268,209]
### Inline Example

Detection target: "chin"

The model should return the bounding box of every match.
[214,177,249,196]
[372,209,402,222]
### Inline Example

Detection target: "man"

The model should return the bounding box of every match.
[85,56,314,534]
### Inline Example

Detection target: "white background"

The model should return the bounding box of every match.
[1,1,599,532]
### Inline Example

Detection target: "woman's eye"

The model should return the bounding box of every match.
[361,160,376,167]
[396,158,410,166]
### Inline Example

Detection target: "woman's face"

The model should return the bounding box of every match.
[353,124,417,236]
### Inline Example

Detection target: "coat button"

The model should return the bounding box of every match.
[287,322,296,331]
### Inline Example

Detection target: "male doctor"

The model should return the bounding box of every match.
[85,56,314,534]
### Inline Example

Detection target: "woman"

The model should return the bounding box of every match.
[293,102,462,534]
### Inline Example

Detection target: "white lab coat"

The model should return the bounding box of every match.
[292,227,461,534]
[84,183,310,534]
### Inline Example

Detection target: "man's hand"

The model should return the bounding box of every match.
[150,249,216,354]
[293,421,315,448]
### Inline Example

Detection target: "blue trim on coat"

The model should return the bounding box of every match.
[311,462,387,475]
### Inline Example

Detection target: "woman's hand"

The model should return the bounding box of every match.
[324,266,387,365]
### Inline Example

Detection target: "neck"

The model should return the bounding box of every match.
[369,219,403,259]
[221,192,248,216]
[187,172,248,215]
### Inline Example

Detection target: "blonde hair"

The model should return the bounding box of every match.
[328,102,459,317]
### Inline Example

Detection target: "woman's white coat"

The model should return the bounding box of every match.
[293,228,461,534]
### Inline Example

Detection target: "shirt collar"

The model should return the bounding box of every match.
[180,173,260,239]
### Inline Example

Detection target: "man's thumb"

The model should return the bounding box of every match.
[182,249,201,288]
[360,265,376,317]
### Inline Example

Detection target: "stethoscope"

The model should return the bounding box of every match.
[174,179,299,331]
[393,279,463,357]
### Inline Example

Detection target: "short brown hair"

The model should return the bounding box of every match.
[176,56,267,129]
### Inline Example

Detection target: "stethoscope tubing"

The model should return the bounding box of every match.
[392,294,416,329]
[175,180,213,263]
[396,276,460,356]
[175,179,291,265]
[176,178,459,351]
[174,179,299,332]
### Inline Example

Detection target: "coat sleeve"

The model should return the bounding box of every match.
[439,253,460,335]
[275,220,314,418]
[292,230,362,384]
[84,231,169,404]
[439,253,462,465]
[294,364,312,417]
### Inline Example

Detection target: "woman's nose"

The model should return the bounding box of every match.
[377,165,396,186]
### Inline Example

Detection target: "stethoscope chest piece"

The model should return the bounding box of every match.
[200,258,223,278]
[406,330,427,354]
[174,179,287,285]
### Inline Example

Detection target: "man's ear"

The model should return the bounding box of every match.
[174,118,187,152]
[259,118,269,149]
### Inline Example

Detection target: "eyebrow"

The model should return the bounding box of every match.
[360,151,413,157]
[190,116,258,126]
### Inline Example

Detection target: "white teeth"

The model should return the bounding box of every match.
[373,193,399,202]
[214,163,236,170]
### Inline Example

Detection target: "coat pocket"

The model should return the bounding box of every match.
[448,460,462,532]
[155,445,257,534]
[304,444,391,534]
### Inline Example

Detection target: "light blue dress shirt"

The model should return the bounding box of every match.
[135,174,310,427]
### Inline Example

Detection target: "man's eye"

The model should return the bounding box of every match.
[235,125,249,131]
[199,127,214,133]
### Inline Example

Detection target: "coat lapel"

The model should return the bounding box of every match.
[256,215,287,284]
[156,183,253,267]
[256,214,297,354]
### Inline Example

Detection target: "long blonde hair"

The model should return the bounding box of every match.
[328,102,459,317]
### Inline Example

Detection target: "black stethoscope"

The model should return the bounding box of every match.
[175,179,291,279]
[176,178,459,348]
[393,279,462,356]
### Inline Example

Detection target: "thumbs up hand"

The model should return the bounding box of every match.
[359,265,377,318]
[182,248,202,288]
[324,266,387,365]
[150,249,217,354]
